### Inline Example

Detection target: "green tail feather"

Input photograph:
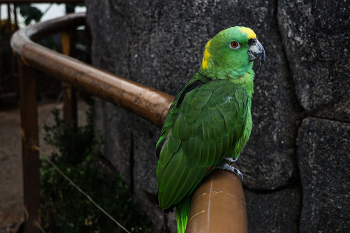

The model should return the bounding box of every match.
[176,195,192,233]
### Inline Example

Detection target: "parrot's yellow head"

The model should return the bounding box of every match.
[200,26,265,79]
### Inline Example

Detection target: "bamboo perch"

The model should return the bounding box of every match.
[186,169,248,233]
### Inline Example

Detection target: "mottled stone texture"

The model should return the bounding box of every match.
[85,0,349,232]
[245,188,301,233]
[278,0,350,121]
[297,118,350,233]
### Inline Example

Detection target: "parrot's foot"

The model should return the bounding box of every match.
[223,157,238,164]
[215,157,243,181]
[216,164,243,181]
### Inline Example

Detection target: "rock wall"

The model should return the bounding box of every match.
[85,0,350,232]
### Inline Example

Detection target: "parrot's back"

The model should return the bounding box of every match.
[156,76,252,209]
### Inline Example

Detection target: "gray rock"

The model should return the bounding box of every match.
[95,100,134,186]
[278,0,350,121]
[85,0,133,186]
[297,117,350,233]
[245,188,301,233]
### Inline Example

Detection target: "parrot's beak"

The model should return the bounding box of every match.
[248,39,265,64]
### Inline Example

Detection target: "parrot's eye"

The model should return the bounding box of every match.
[230,41,240,49]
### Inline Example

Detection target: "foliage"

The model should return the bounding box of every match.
[65,3,85,14]
[18,4,44,25]
[40,107,152,233]
[18,3,85,26]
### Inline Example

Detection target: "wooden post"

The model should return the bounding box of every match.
[61,31,77,127]
[18,59,40,233]
[186,170,248,233]
[13,3,18,30]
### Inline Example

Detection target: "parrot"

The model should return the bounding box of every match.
[155,26,265,233]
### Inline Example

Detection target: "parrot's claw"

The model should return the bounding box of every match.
[232,167,243,181]
[224,157,237,164]
[215,164,243,181]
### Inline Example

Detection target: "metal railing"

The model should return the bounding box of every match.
[10,13,247,233]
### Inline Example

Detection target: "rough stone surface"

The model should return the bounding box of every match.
[297,117,350,233]
[86,0,133,186]
[278,0,350,121]
[94,100,133,186]
[245,187,301,233]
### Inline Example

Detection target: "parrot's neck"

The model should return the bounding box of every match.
[199,63,255,98]
[230,68,254,98]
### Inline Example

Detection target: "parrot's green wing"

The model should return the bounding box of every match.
[156,77,250,210]
[156,74,210,151]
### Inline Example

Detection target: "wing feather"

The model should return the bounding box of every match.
[159,149,183,192]
[172,167,207,206]
[198,143,210,167]
[156,79,251,209]
[167,167,200,207]
[182,136,197,157]
[161,158,187,206]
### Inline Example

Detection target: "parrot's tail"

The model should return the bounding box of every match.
[176,195,192,233]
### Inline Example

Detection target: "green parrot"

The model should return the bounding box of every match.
[155,26,265,233]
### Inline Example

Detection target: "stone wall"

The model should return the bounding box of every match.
[85,0,350,232]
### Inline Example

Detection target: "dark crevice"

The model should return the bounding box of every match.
[274,0,305,185]
[99,155,117,173]
[275,193,282,229]
[102,100,108,157]
[293,136,303,233]
[144,191,171,232]
[273,11,348,233]
[271,0,280,30]
[274,0,305,115]
[144,190,157,204]
[274,1,304,232]
[162,210,172,233]
[129,131,135,194]
[274,0,305,182]
[243,180,300,195]
[307,112,350,124]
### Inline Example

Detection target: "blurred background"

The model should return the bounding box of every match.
[0,2,89,233]
[0,2,85,108]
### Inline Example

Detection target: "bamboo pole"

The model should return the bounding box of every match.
[186,170,247,233]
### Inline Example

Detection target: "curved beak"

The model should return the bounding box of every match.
[248,39,265,64]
